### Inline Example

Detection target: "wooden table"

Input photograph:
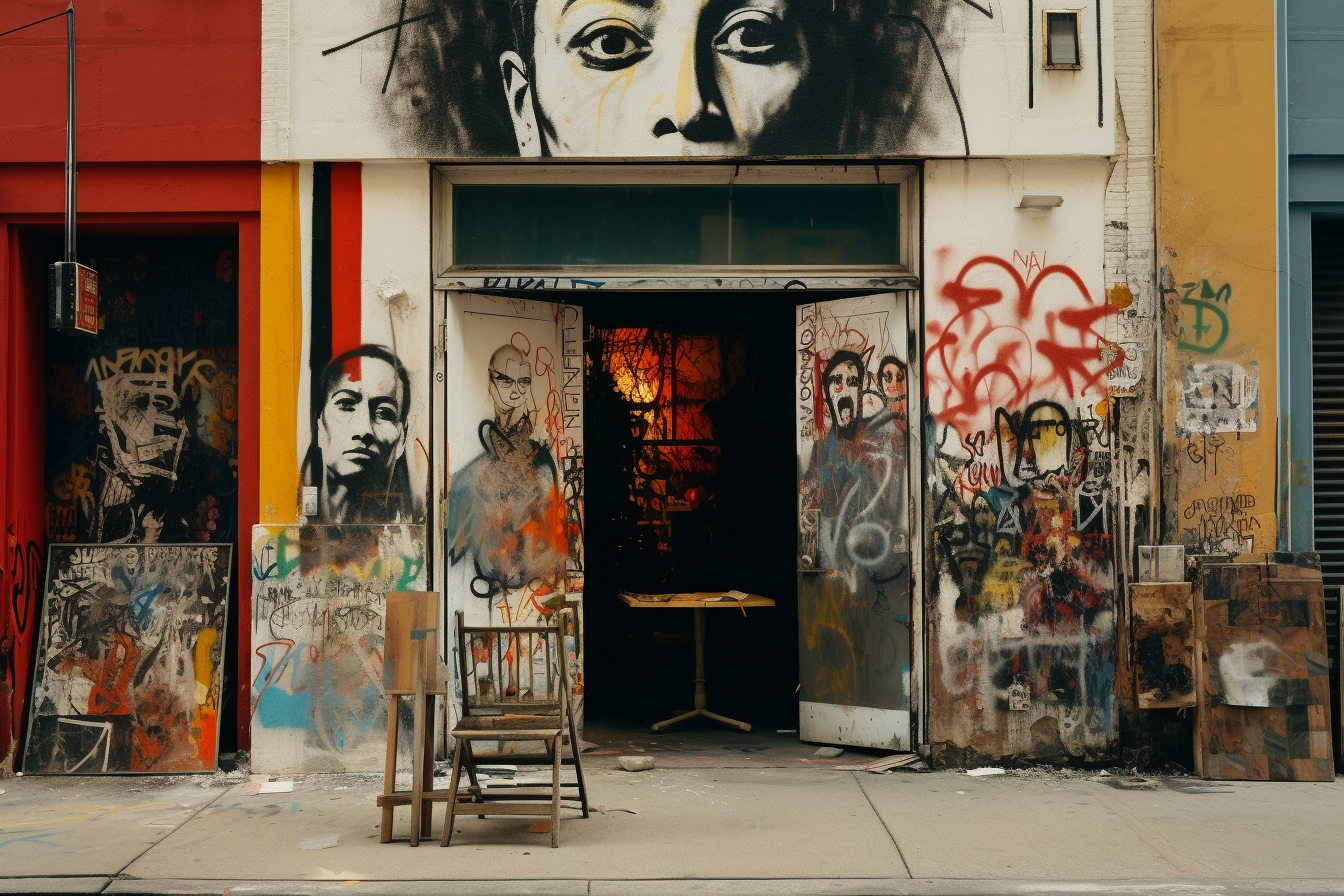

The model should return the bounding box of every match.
[618,591,776,732]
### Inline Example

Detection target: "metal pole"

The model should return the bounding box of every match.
[65,2,75,264]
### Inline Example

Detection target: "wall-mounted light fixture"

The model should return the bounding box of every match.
[1043,10,1082,70]
[1018,194,1065,209]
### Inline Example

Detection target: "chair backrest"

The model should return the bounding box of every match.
[455,609,573,719]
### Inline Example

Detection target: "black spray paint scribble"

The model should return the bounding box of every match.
[325,0,990,158]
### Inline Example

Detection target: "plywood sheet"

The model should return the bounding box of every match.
[24,544,233,774]
[1131,583,1194,709]
[1194,559,1332,781]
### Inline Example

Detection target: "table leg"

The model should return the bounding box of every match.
[652,607,752,732]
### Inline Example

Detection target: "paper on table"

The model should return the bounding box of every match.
[702,590,749,602]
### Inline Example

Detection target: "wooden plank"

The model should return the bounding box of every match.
[385,591,442,694]
[1131,583,1195,709]
[835,753,921,772]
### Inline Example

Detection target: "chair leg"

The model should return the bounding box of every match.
[550,734,562,848]
[568,710,589,818]
[380,697,399,843]
[440,738,464,847]
[462,740,485,818]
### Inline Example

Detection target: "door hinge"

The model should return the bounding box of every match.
[437,320,448,356]
[439,486,449,524]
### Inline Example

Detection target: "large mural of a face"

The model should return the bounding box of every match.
[504,0,812,156]
[359,0,968,158]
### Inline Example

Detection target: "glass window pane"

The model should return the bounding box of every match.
[452,182,901,267]
[453,185,728,266]
[730,185,900,265]
[1047,13,1079,66]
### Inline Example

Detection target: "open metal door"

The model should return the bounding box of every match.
[442,292,585,726]
[796,293,913,749]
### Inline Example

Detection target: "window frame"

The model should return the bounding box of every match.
[431,164,920,286]
[1042,9,1083,71]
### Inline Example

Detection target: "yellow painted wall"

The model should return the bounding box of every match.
[259,163,303,522]
[1157,0,1278,552]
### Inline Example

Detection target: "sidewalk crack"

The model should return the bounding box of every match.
[108,784,233,886]
[854,772,913,879]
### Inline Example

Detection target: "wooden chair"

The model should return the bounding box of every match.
[441,608,589,848]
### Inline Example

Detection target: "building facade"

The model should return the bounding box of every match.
[249,0,1159,772]
[13,0,1334,777]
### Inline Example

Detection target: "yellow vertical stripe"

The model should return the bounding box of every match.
[260,164,302,521]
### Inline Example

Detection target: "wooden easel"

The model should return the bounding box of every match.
[376,591,450,845]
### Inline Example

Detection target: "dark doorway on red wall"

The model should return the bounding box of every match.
[39,234,241,753]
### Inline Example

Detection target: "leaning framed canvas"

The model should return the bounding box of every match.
[23,544,233,774]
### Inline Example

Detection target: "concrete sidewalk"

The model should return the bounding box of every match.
[2,763,1342,896]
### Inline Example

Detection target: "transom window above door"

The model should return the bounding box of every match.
[434,165,917,273]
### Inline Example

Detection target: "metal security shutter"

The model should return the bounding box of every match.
[1311,217,1344,699]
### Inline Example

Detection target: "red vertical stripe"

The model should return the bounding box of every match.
[329,163,362,361]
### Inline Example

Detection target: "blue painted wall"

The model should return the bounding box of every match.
[1280,0,1344,551]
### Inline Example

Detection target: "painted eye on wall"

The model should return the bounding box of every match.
[570,20,651,70]
[714,10,784,61]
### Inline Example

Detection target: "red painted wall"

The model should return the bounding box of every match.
[0,0,261,765]
[0,1,259,163]
[0,229,49,772]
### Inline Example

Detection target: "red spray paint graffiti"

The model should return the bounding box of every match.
[924,250,1123,438]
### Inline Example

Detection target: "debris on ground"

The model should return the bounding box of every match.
[618,755,656,772]
[836,753,924,773]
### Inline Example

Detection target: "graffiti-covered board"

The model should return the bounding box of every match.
[23,544,232,774]
[796,294,912,748]
[250,524,425,773]
[1195,558,1332,781]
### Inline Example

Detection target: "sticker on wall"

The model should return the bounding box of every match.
[24,544,233,774]
[1177,361,1258,436]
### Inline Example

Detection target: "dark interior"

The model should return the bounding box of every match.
[575,292,804,730]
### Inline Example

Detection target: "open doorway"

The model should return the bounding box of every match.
[579,293,800,731]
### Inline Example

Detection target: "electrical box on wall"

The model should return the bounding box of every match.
[48,261,99,334]
[1137,546,1186,583]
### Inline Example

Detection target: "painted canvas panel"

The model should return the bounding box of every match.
[445,296,584,727]
[795,294,912,748]
[249,524,425,773]
[23,544,232,774]
[1195,559,1332,782]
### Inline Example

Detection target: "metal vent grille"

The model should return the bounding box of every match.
[1311,217,1344,695]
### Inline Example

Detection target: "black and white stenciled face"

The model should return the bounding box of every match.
[487,346,534,422]
[504,0,811,156]
[317,356,405,482]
